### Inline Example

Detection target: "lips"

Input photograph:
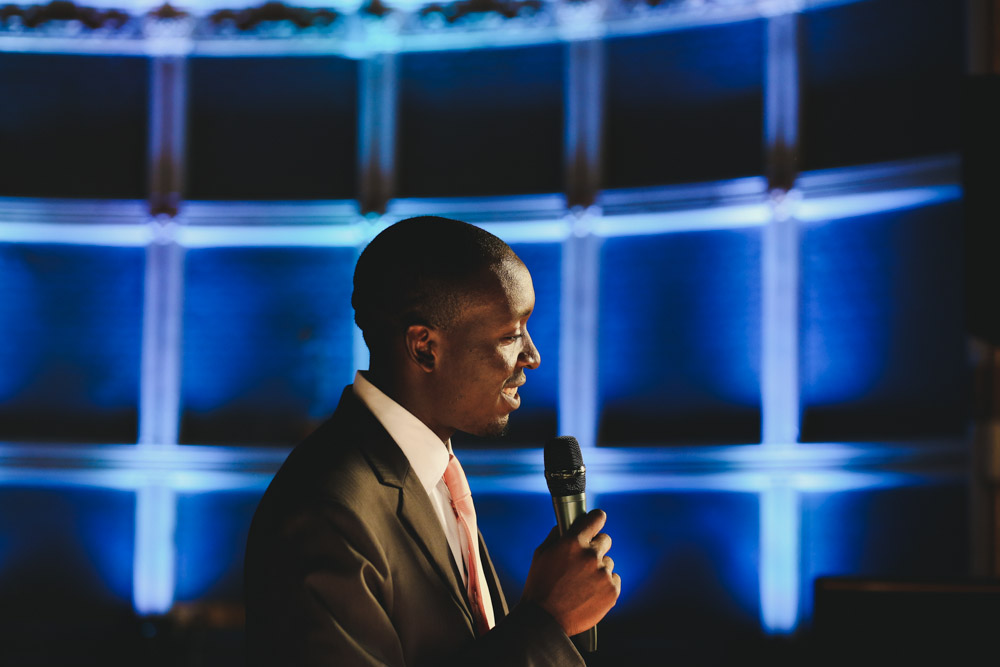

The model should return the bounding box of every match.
[501,377,525,408]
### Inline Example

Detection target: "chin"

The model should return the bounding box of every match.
[472,417,510,438]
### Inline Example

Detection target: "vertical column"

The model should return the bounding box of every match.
[565,39,604,208]
[761,11,801,446]
[559,217,601,451]
[562,35,604,449]
[134,49,190,616]
[148,56,189,217]
[139,234,184,448]
[134,232,183,614]
[761,211,800,446]
[358,52,398,216]
[134,483,177,615]
[759,10,802,635]
[760,481,800,634]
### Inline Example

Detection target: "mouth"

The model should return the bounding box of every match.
[501,378,524,408]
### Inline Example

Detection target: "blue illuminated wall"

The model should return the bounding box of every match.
[180,246,357,445]
[0,244,143,442]
[0,0,973,663]
[0,54,148,199]
[598,229,762,445]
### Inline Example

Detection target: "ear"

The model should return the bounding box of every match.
[404,324,438,372]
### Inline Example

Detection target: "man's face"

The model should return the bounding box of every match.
[430,257,541,438]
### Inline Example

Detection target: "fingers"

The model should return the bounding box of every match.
[570,508,606,541]
[523,510,621,637]
[589,531,612,559]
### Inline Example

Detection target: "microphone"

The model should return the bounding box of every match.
[544,435,597,653]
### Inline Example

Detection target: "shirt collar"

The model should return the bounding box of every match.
[352,371,452,499]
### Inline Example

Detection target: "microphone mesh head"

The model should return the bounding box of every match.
[544,436,586,496]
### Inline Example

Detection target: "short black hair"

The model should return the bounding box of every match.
[352,216,514,356]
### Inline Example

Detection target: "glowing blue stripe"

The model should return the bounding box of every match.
[175,224,367,247]
[0,456,958,496]
[592,203,772,236]
[0,35,149,56]
[5,193,956,248]
[0,222,152,246]
[477,220,572,244]
[760,483,799,634]
[133,484,176,614]
[795,185,962,222]
[0,440,963,474]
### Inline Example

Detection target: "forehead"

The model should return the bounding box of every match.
[457,258,534,326]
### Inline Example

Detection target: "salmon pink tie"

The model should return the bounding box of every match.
[443,453,492,636]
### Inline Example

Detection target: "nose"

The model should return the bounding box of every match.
[519,329,541,370]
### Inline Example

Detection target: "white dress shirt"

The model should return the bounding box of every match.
[353,371,496,629]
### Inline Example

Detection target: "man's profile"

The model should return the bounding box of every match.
[245,216,620,666]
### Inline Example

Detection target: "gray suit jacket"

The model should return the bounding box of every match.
[245,386,584,666]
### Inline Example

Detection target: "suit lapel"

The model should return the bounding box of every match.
[339,388,476,631]
[479,533,509,618]
[396,472,476,630]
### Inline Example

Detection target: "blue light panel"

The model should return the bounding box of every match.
[800,0,963,169]
[0,487,134,609]
[598,229,762,445]
[593,490,761,659]
[604,19,765,188]
[799,200,966,441]
[180,246,357,445]
[0,53,147,199]
[188,56,359,200]
[397,45,564,197]
[0,244,144,442]
[174,490,263,602]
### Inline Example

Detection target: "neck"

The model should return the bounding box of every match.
[362,366,453,445]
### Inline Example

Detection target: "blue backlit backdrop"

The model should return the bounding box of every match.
[0,0,973,663]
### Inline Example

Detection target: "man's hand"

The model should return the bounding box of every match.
[521,509,621,637]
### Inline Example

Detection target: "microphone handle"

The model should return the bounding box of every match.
[551,493,598,653]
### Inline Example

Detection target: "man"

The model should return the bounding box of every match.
[245,216,620,666]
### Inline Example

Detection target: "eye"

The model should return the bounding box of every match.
[502,334,523,342]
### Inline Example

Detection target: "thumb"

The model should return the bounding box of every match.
[569,508,606,542]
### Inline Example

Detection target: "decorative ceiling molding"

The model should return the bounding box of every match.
[206,1,339,32]
[0,0,864,55]
[0,0,131,30]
